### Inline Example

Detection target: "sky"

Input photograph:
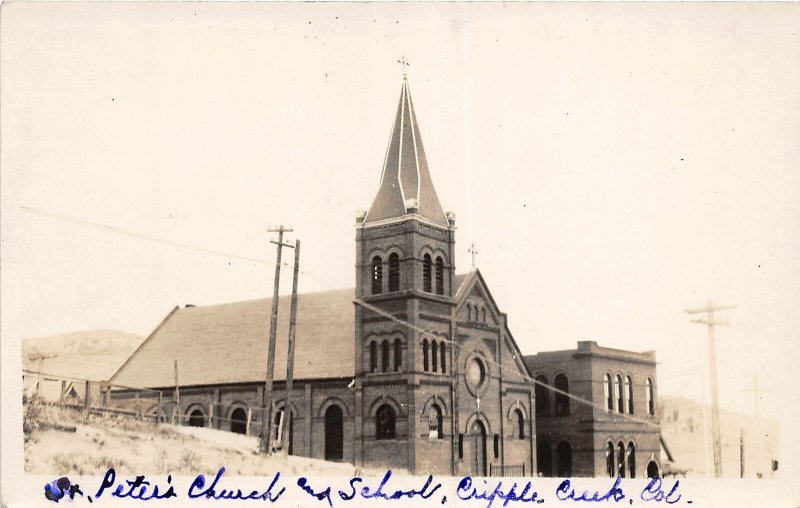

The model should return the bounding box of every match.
[2,2,799,476]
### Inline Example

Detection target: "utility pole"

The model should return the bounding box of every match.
[281,240,301,455]
[739,428,745,478]
[28,350,58,396]
[173,360,180,424]
[260,225,293,454]
[686,301,737,478]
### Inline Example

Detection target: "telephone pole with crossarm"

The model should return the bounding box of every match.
[686,301,737,478]
[260,225,294,454]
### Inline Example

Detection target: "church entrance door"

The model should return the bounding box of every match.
[324,405,344,461]
[470,420,487,476]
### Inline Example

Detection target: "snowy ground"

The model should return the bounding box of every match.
[25,405,373,477]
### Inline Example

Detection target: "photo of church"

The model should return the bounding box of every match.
[109,76,659,478]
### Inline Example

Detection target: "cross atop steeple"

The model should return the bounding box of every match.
[469,242,479,268]
[397,56,410,78]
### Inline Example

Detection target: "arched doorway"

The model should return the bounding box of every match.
[556,441,572,477]
[470,420,487,476]
[324,405,344,461]
[230,407,247,435]
[647,460,660,478]
[188,409,205,427]
[537,440,553,477]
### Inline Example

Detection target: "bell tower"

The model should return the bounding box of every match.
[352,74,458,473]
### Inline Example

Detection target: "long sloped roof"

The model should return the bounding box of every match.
[112,275,475,389]
[364,78,448,226]
[111,289,356,388]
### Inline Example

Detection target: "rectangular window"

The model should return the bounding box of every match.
[458,434,464,459]
[493,434,500,459]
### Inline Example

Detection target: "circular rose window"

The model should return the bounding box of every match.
[466,357,486,389]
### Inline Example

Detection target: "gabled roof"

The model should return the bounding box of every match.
[453,269,503,313]
[111,289,356,388]
[363,78,448,226]
[111,273,481,389]
[453,268,532,380]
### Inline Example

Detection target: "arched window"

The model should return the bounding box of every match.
[554,374,570,416]
[646,378,655,416]
[617,441,626,478]
[626,376,634,414]
[394,339,402,371]
[537,440,553,477]
[388,253,400,292]
[375,404,396,440]
[428,404,443,439]
[604,374,613,412]
[435,257,444,295]
[188,409,205,427]
[556,441,572,477]
[482,308,486,322]
[230,407,247,435]
[513,408,525,439]
[535,375,549,415]
[627,442,636,478]
[371,256,383,294]
[381,340,389,372]
[606,441,615,477]
[440,342,446,373]
[369,341,377,373]
[615,375,624,414]
[432,341,438,372]
[466,304,472,321]
[423,254,432,292]
[647,460,660,478]
[422,339,429,371]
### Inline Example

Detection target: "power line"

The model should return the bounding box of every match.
[297,264,663,432]
[19,205,271,266]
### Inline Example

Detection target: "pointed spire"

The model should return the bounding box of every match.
[363,76,448,227]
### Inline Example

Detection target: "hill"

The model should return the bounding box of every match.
[660,396,779,479]
[22,329,144,382]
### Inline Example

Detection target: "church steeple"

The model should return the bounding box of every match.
[363,77,448,227]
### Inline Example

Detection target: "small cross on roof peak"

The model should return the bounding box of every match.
[397,56,410,78]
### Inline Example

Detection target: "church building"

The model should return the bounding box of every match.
[111,76,536,476]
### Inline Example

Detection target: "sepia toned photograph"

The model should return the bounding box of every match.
[1,2,798,507]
